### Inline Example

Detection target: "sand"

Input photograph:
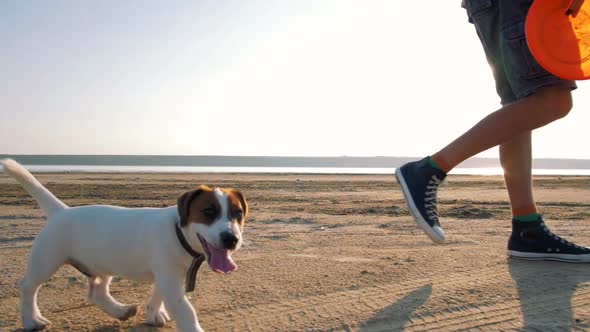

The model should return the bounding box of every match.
[0,172,589,331]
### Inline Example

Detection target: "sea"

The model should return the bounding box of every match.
[2,155,590,176]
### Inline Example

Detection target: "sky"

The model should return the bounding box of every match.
[2,1,590,159]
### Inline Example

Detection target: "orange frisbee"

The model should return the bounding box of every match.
[526,0,590,80]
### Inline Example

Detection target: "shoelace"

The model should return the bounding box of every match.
[424,175,442,220]
[541,222,588,251]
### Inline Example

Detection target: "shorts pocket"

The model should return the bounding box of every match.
[502,20,549,79]
[462,0,493,23]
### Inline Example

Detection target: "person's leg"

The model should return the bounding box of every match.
[396,87,571,244]
[396,0,578,246]
[488,102,590,262]
[395,88,570,243]
[499,131,536,217]
[431,87,571,173]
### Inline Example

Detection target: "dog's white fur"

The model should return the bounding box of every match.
[1,159,245,332]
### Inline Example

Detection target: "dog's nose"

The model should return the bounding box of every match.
[220,232,239,250]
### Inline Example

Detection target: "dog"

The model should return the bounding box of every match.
[1,159,248,332]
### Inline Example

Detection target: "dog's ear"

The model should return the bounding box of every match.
[177,185,210,226]
[230,189,249,218]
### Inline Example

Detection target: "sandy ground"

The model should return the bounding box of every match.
[0,172,589,332]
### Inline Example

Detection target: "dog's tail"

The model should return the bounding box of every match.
[1,158,68,218]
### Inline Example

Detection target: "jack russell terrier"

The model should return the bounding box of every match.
[1,159,248,332]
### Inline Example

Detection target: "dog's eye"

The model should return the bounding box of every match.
[234,210,243,220]
[202,207,217,218]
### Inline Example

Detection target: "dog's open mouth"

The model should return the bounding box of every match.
[197,234,237,275]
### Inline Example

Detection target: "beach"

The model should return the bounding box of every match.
[0,172,589,331]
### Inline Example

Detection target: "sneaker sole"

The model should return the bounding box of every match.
[395,168,445,244]
[508,250,590,263]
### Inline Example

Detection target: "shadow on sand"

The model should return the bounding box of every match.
[508,258,590,331]
[358,284,432,332]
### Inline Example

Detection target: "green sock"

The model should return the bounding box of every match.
[428,156,444,171]
[513,213,542,222]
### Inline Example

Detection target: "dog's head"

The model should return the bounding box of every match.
[177,185,248,275]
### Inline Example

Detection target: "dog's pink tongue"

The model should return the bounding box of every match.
[208,246,237,275]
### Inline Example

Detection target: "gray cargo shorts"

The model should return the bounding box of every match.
[461,0,576,105]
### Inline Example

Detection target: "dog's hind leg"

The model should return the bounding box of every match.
[20,242,64,331]
[145,284,170,326]
[87,276,138,321]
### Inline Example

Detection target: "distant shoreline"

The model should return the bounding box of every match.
[4,163,590,176]
[2,154,590,170]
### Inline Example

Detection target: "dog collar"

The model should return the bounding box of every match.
[174,221,205,293]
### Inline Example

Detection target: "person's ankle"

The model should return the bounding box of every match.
[513,213,542,223]
[428,155,450,173]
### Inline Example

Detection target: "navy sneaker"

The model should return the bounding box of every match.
[395,157,447,244]
[508,217,590,263]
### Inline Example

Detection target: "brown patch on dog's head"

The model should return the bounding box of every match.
[177,185,220,227]
[222,188,248,229]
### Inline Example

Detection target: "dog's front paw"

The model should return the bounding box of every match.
[117,304,138,321]
[146,305,170,326]
[22,314,51,331]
